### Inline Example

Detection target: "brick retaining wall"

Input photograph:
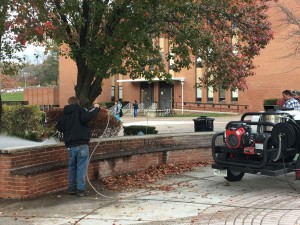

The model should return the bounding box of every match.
[0,132,215,199]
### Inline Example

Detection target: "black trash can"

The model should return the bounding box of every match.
[193,116,214,132]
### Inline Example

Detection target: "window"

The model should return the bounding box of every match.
[118,86,123,101]
[169,41,174,70]
[207,86,214,102]
[196,86,202,101]
[196,56,202,68]
[219,87,225,102]
[231,89,238,102]
[196,57,202,102]
[111,86,115,102]
[231,21,239,55]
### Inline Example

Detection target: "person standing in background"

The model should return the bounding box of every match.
[282,90,300,110]
[133,100,139,117]
[292,90,300,103]
[114,101,121,121]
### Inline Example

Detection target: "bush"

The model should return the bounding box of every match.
[45,108,122,139]
[1,105,122,142]
[2,105,46,141]
[44,107,64,139]
[263,98,278,106]
[89,111,122,138]
[123,125,158,136]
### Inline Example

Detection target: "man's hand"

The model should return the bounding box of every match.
[94,103,100,108]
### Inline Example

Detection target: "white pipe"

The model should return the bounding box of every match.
[181,80,184,115]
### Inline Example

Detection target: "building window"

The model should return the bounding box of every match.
[219,87,225,102]
[168,41,174,70]
[111,86,115,102]
[196,86,202,101]
[231,89,238,102]
[207,86,214,102]
[196,56,202,68]
[196,55,202,102]
[118,86,123,101]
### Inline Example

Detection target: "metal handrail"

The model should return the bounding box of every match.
[144,103,157,114]
[173,101,248,112]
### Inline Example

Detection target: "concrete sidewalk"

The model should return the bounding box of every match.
[121,114,240,135]
[1,166,300,225]
[2,114,300,225]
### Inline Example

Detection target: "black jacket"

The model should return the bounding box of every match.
[56,104,100,148]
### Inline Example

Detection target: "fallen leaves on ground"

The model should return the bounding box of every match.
[101,162,211,191]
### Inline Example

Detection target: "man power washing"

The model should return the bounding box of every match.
[56,96,100,197]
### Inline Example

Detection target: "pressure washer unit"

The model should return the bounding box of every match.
[212,108,300,181]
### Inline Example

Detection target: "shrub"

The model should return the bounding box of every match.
[89,111,122,138]
[263,98,278,106]
[45,108,122,139]
[44,107,64,138]
[2,105,46,141]
[1,105,122,141]
[123,125,158,136]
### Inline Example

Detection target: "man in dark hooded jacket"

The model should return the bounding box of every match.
[56,96,100,197]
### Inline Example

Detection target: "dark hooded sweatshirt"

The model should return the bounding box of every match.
[56,104,100,148]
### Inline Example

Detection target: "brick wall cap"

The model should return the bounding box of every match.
[0,131,217,154]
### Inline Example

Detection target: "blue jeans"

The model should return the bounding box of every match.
[133,109,138,117]
[68,145,89,192]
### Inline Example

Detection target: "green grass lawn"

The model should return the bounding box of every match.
[174,111,238,117]
[1,92,24,101]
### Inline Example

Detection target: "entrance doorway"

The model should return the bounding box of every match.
[141,82,154,108]
[159,82,173,109]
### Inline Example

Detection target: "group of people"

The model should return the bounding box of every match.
[114,100,139,120]
[280,89,300,110]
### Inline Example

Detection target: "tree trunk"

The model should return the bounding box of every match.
[74,58,103,108]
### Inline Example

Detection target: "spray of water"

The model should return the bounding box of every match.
[0,133,59,148]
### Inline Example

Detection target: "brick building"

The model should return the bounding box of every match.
[58,1,300,113]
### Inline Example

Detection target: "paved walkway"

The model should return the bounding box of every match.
[0,166,300,225]
[2,113,300,224]
[121,114,240,135]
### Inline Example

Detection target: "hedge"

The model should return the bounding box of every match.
[0,106,122,141]
[123,125,158,136]
[1,105,46,141]
[263,98,278,106]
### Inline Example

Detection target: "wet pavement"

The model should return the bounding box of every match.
[2,113,300,224]
[0,166,300,225]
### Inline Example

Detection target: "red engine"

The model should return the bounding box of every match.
[225,122,252,149]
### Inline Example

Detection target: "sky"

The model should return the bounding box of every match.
[17,45,46,64]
